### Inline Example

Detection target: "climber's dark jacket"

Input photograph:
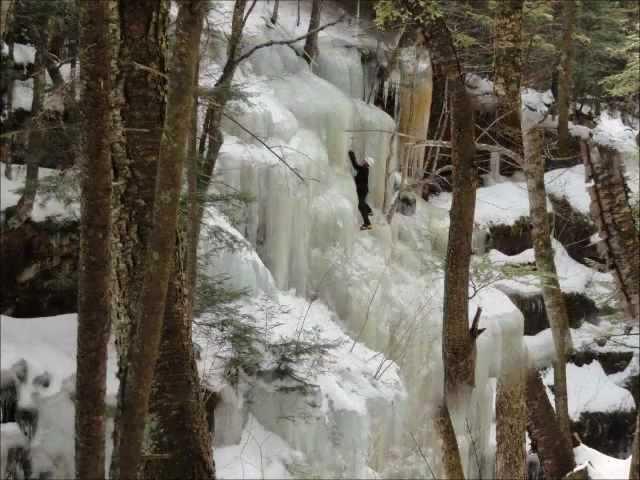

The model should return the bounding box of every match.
[349,150,369,196]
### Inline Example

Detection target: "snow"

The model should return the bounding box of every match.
[526,321,639,369]
[544,165,591,214]
[0,423,28,478]
[0,314,119,404]
[0,314,119,478]
[574,444,633,480]
[0,163,79,221]
[12,43,35,65]
[214,415,302,479]
[543,361,636,420]
[489,239,613,299]
[12,79,33,111]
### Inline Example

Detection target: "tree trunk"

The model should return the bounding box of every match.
[117,2,204,478]
[493,2,527,477]
[493,0,524,157]
[270,0,279,25]
[582,143,640,323]
[420,19,479,397]
[145,227,214,480]
[495,352,526,479]
[109,1,170,475]
[187,0,246,316]
[303,0,322,65]
[630,414,639,480]
[75,1,115,478]
[526,369,576,479]
[557,0,575,157]
[522,126,574,456]
[10,32,46,229]
[434,403,465,479]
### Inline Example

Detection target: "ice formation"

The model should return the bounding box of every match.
[199,3,526,478]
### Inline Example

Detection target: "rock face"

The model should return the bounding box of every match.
[0,218,78,317]
[572,411,637,459]
[504,290,597,335]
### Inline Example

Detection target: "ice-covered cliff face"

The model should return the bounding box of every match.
[200,2,525,478]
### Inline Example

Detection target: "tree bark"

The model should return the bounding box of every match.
[303,0,322,65]
[145,227,215,480]
[109,1,170,475]
[523,126,574,456]
[75,1,115,478]
[492,2,527,477]
[434,403,465,480]
[493,0,524,157]
[582,143,639,323]
[420,19,479,397]
[557,0,575,158]
[187,0,247,316]
[117,2,204,478]
[10,31,46,229]
[527,369,576,479]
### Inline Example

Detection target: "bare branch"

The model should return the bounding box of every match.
[233,15,345,66]
[219,109,305,182]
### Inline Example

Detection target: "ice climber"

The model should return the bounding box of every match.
[349,150,374,230]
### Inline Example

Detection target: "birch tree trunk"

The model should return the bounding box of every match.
[75,1,116,478]
[557,0,575,158]
[117,2,204,478]
[492,2,527,477]
[522,126,574,457]
[303,0,322,65]
[582,143,639,323]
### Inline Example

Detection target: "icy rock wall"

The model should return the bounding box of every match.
[206,3,523,477]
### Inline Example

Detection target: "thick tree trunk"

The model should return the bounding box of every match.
[75,1,115,478]
[582,143,640,323]
[557,0,575,158]
[303,0,322,65]
[523,126,574,456]
[117,2,204,478]
[526,369,576,479]
[109,1,170,475]
[493,2,527,477]
[145,228,215,479]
